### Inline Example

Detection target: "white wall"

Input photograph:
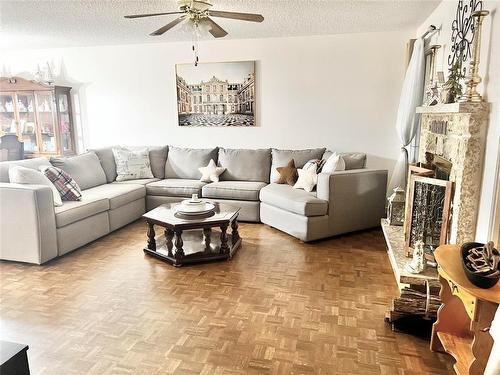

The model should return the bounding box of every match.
[417,0,500,242]
[1,31,409,174]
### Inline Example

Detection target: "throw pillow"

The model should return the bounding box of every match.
[276,159,298,185]
[199,159,225,182]
[112,148,154,182]
[40,166,82,201]
[293,168,318,192]
[322,152,346,173]
[9,166,63,206]
[303,158,326,173]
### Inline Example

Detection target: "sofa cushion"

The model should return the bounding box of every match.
[147,146,168,179]
[90,146,119,183]
[50,152,107,190]
[91,146,169,182]
[55,195,109,228]
[270,148,325,183]
[260,183,328,217]
[165,147,218,179]
[84,183,146,210]
[218,148,271,183]
[341,152,367,170]
[202,181,267,201]
[322,151,366,170]
[114,178,160,185]
[0,157,51,182]
[146,179,206,197]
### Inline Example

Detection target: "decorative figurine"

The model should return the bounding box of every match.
[387,187,406,226]
[441,61,464,103]
[405,241,427,274]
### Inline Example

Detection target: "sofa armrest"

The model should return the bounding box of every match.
[0,183,58,264]
[316,169,388,235]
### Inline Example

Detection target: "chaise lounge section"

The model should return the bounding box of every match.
[0,146,388,264]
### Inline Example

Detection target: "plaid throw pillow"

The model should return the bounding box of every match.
[41,166,82,201]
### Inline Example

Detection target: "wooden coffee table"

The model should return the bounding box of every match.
[142,202,241,266]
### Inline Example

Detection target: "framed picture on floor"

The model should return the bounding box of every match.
[175,61,256,127]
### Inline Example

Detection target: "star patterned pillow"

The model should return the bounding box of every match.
[293,168,318,192]
[199,159,226,183]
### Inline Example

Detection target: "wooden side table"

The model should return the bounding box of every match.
[431,245,500,375]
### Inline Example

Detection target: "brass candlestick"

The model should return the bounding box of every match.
[460,10,490,102]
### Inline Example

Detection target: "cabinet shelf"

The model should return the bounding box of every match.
[436,332,473,374]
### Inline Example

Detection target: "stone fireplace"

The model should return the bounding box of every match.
[416,102,490,244]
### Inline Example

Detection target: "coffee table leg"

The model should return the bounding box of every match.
[231,219,240,246]
[174,230,184,265]
[165,229,174,257]
[220,224,229,254]
[203,228,212,251]
[146,222,156,251]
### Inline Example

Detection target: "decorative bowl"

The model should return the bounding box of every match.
[175,202,215,215]
[461,242,500,289]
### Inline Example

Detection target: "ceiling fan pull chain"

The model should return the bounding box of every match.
[193,22,200,66]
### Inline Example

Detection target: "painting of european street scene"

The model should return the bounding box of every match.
[175,61,255,126]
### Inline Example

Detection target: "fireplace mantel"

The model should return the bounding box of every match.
[416,102,490,114]
[416,102,490,244]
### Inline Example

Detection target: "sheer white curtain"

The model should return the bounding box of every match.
[389,38,426,192]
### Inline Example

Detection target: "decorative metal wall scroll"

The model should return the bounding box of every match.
[448,0,483,74]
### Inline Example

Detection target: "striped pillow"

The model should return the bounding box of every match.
[40,166,82,201]
[303,159,326,173]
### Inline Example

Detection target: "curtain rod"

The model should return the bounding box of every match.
[421,25,438,39]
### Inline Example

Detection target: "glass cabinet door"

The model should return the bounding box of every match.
[16,92,38,153]
[35,92,57,153]
[57,92,74,154]
[0,93,17,135]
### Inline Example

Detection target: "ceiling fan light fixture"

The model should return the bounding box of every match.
[177,0,212,12]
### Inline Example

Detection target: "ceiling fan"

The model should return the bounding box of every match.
[124,0,264,38]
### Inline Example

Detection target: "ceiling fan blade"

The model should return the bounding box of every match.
[124,11,184,19]
[201,17,228,38]
[150,16,186,36]
[209,10,264,22]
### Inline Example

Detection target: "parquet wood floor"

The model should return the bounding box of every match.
[0,221,453,374]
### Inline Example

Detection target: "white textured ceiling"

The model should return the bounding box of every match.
[0,0,440,50]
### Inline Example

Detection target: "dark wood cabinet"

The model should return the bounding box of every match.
[0,77,76,159]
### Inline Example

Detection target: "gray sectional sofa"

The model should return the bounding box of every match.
[0,146,388,264]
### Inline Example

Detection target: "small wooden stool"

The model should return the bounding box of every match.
[431,245,500,374]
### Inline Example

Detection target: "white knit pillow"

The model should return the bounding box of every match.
[9,166,63,206]
[321,152,346,174]
[112,148,154,182]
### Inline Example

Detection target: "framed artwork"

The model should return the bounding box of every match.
[404,175,454,257]
[175,61,255,127]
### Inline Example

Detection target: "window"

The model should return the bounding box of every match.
[207,94,210,102]
[220,94,224,102]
